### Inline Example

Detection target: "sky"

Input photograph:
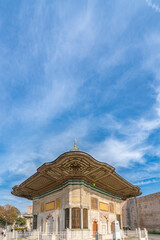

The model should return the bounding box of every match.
[0,0,160,213]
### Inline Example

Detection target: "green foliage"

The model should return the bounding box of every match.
[148,231,160,234]
[15,217,26,226]
[123,226,131,230]
[0,204,17,227]
[0,217,5,227]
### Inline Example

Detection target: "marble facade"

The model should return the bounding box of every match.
[33,181,123,234]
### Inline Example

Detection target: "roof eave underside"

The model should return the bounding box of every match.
[11,151,141,200]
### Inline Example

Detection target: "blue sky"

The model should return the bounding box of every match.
[0,0,160,213]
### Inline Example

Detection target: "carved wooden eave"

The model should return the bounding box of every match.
[11,149,141,200]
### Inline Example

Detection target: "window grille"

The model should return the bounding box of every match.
[83,208,88,229]
[65,208,69,229]
[72,208,81,229]
[33,215,37,230]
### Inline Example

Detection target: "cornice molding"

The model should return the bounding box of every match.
[33,179,122,200]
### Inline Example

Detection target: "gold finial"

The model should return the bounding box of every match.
[74,138,77,149]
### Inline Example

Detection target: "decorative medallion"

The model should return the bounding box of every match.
[69,162,82,174]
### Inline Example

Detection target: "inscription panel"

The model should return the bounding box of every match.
[100,202,109,212]
[46,201,55,211]
[56,198,62,210]
[40,203,44,213]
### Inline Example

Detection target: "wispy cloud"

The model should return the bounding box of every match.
[0,189,31,213]
[135,177,160,186]
[0,0,160,211]
[90,138,145,167]
[146,0,160,13]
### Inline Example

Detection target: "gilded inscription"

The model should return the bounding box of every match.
[100,202,109,212]
[56,198,62,210]
[40,203,44,213]
[46,201,55,211]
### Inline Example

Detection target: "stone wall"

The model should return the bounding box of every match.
[122,192,160,232]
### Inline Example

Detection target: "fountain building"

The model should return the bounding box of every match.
[12,141,141,237]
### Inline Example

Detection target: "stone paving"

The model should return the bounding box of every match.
[148,234,160,240]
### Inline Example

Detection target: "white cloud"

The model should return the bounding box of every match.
[0,189,31,213]
[146,0,160,13]
[1,0,160,209]
[91,138,145,167]
[135,177,160,186]
[0,0,143,129]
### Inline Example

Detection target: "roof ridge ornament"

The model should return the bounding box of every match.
[69,139,80,151]
[74,138,78,149]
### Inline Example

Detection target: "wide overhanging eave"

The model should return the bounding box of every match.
[11,151,141,200]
